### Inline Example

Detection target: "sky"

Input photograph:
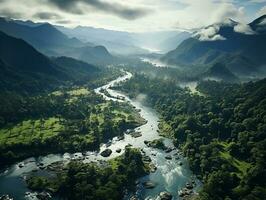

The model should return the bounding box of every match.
[0,0,265,32]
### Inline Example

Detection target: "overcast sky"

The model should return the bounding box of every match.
[0,0,265,32]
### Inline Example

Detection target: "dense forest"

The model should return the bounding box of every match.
[0,69,145,168]
[26,148,148,200]
[118,73,266,200]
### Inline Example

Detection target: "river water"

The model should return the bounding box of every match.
[0,71,199,200]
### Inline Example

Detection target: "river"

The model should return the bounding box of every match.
[0,71,199,200]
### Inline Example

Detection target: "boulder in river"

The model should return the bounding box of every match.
[0,194,14,200]
[18,163,24,168]
[125,144,133,148]
[106,141,112,147]
[149,163,157,173]
[117,135,124,141]
[186,183,193,189]
[142,156,152,163]
[145,139,167,150]
[36,192,51,200]
[130,196,138,200]
[159,191,172,200]
[116,148,122,153]
[130,131,142,138]
[165,147,174,153]
[100,149,112,157]
[142,181,156,189]
[165,155,172,160]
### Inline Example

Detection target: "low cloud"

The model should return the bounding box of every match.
[194,26,226,41]
[33,12,62,20]
[45,0,150,20]
[234,23,256,35]
[0,9,23,18]
[55,20,72,24]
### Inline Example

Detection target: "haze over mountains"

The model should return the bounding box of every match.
[1,14,266,83]
[0,17,114,65]
[57,25,190,55]
[162,15,266,79]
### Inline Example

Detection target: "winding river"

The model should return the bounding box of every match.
[0,71,199,200]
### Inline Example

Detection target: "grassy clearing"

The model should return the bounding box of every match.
[0,117,63,145]
[52,87,90,97]
[91,102,144,126]
[67,88,90,96]
[218,141,252,177]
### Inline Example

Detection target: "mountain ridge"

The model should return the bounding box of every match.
[161,15,266,78]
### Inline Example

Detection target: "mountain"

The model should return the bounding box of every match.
[0,30,64,92]
[202,62,238,82]
[0,17,83,55]
[57,25,147,55]
[0,18,114,64]
[0,30,59,74]
[62,45,114,65]
[0,31,100,93]
[52,56,99,81]
[57,25,186,54]
[162,16,266,77]
[249,14,266,34]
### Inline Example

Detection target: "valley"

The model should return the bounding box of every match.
[0,72,199,200]
[0,4,266,200]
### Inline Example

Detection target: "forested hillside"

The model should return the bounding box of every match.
[118,74,266,200]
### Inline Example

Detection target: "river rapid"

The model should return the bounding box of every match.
[0,71,199,200]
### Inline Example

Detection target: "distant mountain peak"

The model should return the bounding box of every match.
[250,15,266,33]
[36,23,57,31]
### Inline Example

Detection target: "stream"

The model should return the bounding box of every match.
[0,71,200,200]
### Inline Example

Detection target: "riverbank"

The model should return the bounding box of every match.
[0,71,198,200]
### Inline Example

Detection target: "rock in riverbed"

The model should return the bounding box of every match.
[158,191,172,200]
[36,192,52,200]
[186,183,193,189]
[149,163,157,173]
[0,194,14,200]
[142,156,152,163]
[165,147,174,153]
[130,195,138,200]
[130,131,142,138]
[142,181,156,189]
[117,135,124,141]
[165,155,172,160]
[18,163,24,168]
[116,148,122,153]
[144,139,167,150]
[100,149,112,157]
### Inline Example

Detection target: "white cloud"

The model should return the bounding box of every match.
[0,0,263,32]
[234,23,256,34]
[194,25,226,41]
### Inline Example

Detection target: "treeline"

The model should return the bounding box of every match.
[27,148,147,200]
[119,74,266,200]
